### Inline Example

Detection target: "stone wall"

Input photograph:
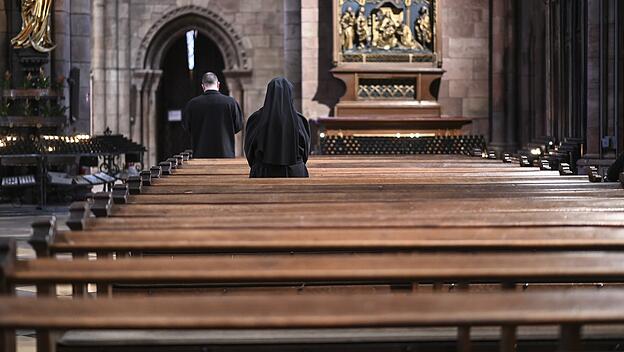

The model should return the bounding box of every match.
[300,0,342,120]
[125,0,284,116]
[438,0,490,135]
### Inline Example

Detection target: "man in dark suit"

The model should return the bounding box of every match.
[182,72,243,158]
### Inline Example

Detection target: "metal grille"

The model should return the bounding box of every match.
[320,135,487,156]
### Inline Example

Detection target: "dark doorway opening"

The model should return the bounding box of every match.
[157,31,229,162]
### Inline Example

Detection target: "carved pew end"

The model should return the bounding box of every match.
[0,237,16,294]
[471,148,483,158]
[184,149,194,160]
[502,153,512,163]
[588,166,603,183]
[619,172,624,189]
[150,166,162,179]
[559,163,574,176]
[166,158,179,170]
[181,152,191,161]
[486,151,497,160]
[29,217,57,257]
[112,184,129,204]
[140,171,152,186]
[127,176,142,195]
[174,154,184,167]
[519,155,531,167]
[67,202,91,231]
[539,159,552,171]
[159,162,173,176]
[92,193,113,218]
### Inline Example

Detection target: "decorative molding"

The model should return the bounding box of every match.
[358,84,415,99]
[134,5,252,72]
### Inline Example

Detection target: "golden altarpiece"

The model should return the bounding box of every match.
[327,0,468,134]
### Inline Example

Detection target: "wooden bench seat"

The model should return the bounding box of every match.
[3,290,624,352]
[128,192,624,204]
[7,249,624,288]
[76,211,624,230]
[45,226,624,254]
[138,184,622,197]
[107,199,624,218]
[5,291,623,329]
[56,325,624,352]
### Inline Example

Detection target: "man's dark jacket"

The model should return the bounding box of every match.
[182,90,243,158]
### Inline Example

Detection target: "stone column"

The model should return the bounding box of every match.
[584,0,603,159]
[131,69,161,167]
[301,0,330,119]
[91,0,106,134]
[224,70,253,157]
[229,78,244,157]
[284,0,302,111]
[51,0,70,129]
[0,2,6,75]
[146,71,161,166]
[131,70,146,148]
[104,0,119,134]
[488,0,517,152]
[117,0,131,138]
[135,70,161,167]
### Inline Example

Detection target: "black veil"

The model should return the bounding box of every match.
[245,77,305,166]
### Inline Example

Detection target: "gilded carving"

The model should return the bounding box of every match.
[355,7,370,49]
[375,12,399,49]
[339,7,357,51]
[414,6,433,50]
[335,0,438,64]
[11,0,56,53]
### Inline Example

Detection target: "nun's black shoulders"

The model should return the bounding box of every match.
[297,112,310,135]
[249,109,262,120]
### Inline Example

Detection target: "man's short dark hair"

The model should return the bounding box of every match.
[202,72,219,86]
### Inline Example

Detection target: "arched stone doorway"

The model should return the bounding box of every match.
[156,32,229,162]
[132,5,252,165]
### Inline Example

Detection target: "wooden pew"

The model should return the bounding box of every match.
[30,216,624,258]
[44,224,624,256]
[43,153,624,252]
[18,153,623,352]
[3,290,624,352]
[69,209,624,230]
[7,239,624,292]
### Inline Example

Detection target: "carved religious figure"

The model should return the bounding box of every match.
[11,0,56,53]
[414,6,433,50]
[398,22,421,49]
[355,7,370,49]
[376,12,399,50]
[339,7,357,51]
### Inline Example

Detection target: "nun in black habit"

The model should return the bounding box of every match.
[244,77,311,178]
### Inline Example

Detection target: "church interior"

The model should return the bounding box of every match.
[1,0,624,351]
